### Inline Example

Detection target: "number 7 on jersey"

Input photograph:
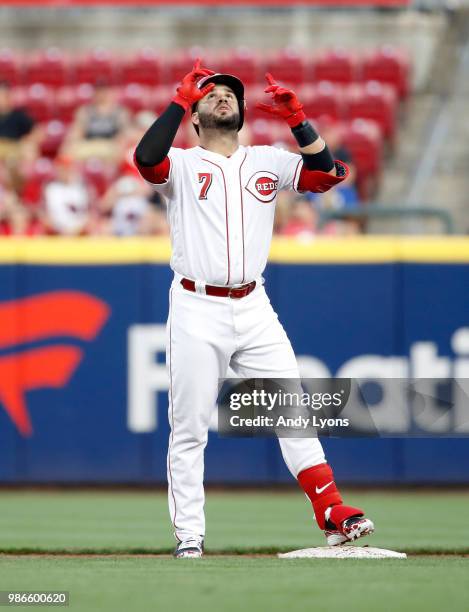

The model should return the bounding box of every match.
[198,173,213,200]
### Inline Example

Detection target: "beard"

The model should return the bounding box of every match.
[197,108,240,132]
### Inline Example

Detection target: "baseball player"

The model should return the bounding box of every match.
[135,60,374,558]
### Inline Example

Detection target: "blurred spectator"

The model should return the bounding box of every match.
[275,191,360,238]
[0,82,41,197]
[98,171,168,236]
[42,156,92,235]
[279,196,318,241]
[0,184,43,236]
[0,82,37,160]
[62,81,130,163]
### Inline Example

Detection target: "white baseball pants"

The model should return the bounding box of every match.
[166,277,325,542]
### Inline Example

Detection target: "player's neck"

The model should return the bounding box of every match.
[198,130,239,158]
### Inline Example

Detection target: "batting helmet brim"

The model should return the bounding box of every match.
[192,73,245,133]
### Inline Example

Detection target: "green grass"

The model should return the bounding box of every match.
[0,490,468,554]
[0,490,468,611]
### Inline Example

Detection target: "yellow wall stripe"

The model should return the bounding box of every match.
[0,237,468,264]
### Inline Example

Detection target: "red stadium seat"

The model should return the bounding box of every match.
[0,48,21,86]
[20,157,57,206]
[312,48,357,85]
[341,119,384,199]
[345,81,397,142]
[39,120,67,158]
[120,48,162,86]
[24,48,70,88]
[263,48,308,86]
[299,82,346,122]
[219,47,260,86]
[23,84,56,123]
[10,86,27,109]
[55,86,79,123]
[119,83,151,114]
[75,83,95,106]
[56,84,95,123]
[361,46,410,99]
[73,49,120,85]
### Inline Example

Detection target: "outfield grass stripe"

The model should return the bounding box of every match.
[1,491,468,556]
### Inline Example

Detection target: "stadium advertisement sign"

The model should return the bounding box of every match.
[0,237,468,483]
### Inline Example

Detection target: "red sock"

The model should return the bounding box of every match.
[297,463,342,530]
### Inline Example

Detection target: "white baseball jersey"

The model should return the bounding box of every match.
[145,145,303,286]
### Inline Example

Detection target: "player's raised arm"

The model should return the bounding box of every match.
[256,73,350,193]
[134,59,215,180]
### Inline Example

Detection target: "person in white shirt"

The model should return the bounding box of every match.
[43,156,90,235]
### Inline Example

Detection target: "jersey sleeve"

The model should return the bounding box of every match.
[297,160,350,193]
[272,147,304,192]
[134,147,182,196]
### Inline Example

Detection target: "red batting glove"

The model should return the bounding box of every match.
[255,73,306,128]
[173,59,216,112]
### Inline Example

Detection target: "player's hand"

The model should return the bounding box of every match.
[255,73,306,128]
[173,59,216,111]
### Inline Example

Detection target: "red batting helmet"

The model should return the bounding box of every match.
[192,73,245,133]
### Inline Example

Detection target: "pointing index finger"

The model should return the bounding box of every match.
[193,69,214,80]
[265,72,277,87]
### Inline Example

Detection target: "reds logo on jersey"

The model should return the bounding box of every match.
[245,171,279,203]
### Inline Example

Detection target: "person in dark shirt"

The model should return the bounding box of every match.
[0,82,37,165]
[0,107,34,140]
[0,82,34,139]
[62,80,129,162]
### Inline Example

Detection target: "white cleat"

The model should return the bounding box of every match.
[325,516,375,547]
[174,537,204,558]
